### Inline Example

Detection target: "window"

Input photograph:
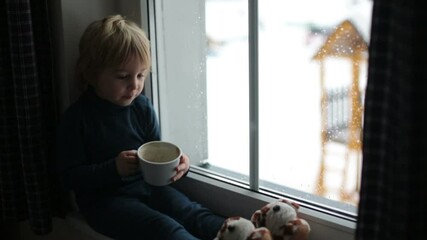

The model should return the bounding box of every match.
[148,0,372,217]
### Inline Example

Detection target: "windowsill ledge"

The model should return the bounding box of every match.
[173,171,356,240]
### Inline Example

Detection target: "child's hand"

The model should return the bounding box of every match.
[172,153,190,182]
[115,150,139,177]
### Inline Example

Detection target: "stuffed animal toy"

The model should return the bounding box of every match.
[248,227,272,240]
[214,216,272,240]
[251,199,310,240]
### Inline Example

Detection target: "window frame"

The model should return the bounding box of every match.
[142,0,359,238]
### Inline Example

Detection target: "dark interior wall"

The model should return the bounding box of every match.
[50,0,142,113]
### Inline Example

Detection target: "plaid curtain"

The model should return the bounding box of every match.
[356,0,427,239]
[0,0,59,235]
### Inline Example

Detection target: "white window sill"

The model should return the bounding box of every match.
[173,171,356,240]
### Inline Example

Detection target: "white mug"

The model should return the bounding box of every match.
[137,141,182,186]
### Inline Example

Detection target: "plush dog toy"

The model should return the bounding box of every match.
[251,199,310,240]
[214,216,272,240]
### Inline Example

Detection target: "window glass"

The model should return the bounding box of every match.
[256,0,371,206]
[152,0,372,214]
[206,1,250,179]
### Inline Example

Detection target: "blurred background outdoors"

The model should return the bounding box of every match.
[204,0,372,206]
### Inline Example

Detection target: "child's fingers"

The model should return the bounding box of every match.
[172,165,188,181]
[125,150,137,157]
[172,170,184,182]
[126,157,140,166]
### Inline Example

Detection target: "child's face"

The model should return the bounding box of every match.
[93,55,148,106]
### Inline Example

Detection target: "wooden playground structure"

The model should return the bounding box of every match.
[312,20,368,202]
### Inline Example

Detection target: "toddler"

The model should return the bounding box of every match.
[56,14,225,240]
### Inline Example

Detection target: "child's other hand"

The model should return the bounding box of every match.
[115,150,139,177]
[172,153,190,182]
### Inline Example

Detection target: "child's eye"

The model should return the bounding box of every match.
[117,75,128,80]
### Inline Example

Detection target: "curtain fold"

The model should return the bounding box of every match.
[0,0,59,235]
[356,0,427,239]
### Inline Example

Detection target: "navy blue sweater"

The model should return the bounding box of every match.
[56,87,160,209]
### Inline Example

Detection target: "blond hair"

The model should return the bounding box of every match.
[75,15,151,90]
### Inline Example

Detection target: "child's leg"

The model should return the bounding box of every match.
[81,196,199,240]
[149,186,226,240]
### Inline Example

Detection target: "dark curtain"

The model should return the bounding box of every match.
[356,0,427,239]
[0,0,62,235]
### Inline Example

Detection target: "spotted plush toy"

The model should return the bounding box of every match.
[251,199,310,240]
[214,216,272,240]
